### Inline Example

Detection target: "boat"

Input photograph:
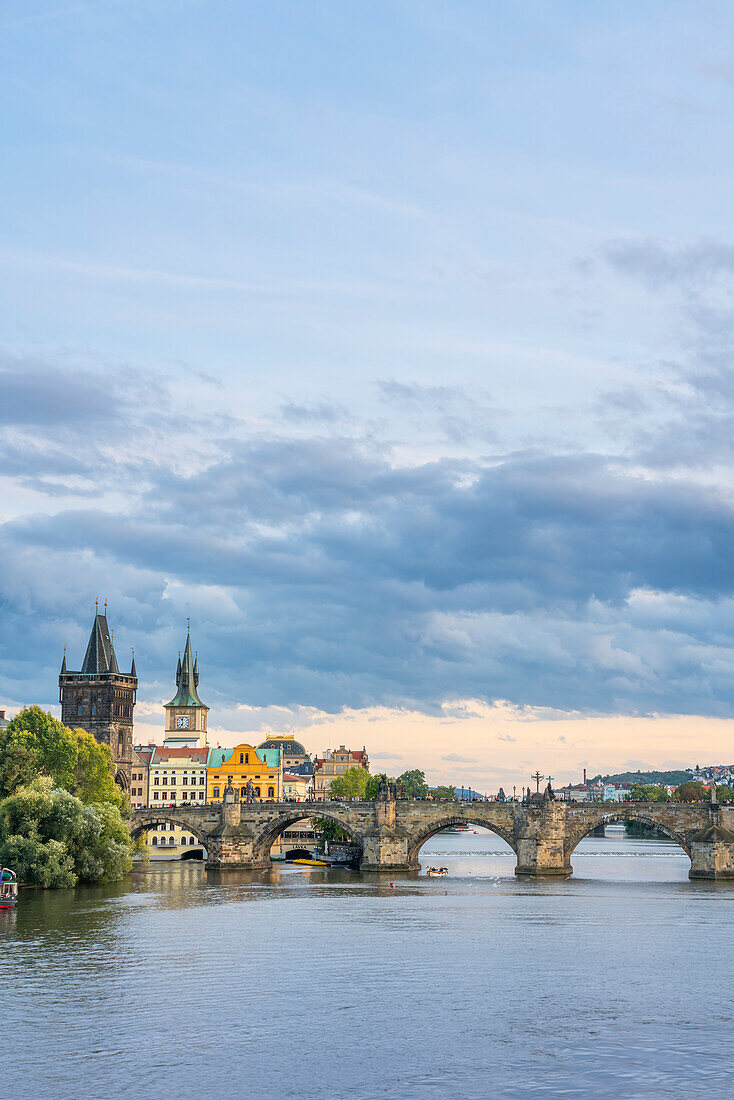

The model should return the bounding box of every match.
[0,868,18,908]
[426,866,448,877]
[443,824,470,832]
[292,858,329,867]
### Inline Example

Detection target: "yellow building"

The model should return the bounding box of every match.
[207,744,282,802]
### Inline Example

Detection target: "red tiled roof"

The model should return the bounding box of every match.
[154,747,209,763]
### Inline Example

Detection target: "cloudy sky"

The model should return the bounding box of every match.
[3,1,734,789]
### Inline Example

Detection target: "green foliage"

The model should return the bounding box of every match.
[365,773,390,800]
[398,769,429,798]
[715,786,734,803]
[0,778,132,887]
[312,817,352,844]
[3,707,124,810]
[328,766,369,800]
[674,781,708,803]
[431,785,458,800]
[595,769,690,787]
[628,784,671,802]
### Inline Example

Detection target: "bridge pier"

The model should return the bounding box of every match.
[515,801,571,877]
[204,801,268,871]
[688,810,734,880]
[359,800,413,871]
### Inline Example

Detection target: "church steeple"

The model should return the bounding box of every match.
[164,624,208,746]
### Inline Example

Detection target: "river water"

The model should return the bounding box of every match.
[2,827,733,1099]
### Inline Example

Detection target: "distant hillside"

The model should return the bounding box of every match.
[592,770,691,787]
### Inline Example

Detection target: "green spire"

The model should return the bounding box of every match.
[165,625,207,709]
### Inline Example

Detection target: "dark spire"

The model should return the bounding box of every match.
[60,647,67,674]
[165,625,207,709]
[176,653,182,686]
[193,652,199,688]
[80,611,120,675]
[130,649,137,678]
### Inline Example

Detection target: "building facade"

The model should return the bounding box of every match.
[313,746,369,800]
[130,748,152,810]
[59,604,137,789]
[207,744,281,802]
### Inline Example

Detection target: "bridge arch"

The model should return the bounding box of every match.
[251,808,362,863]
[564,808,692,860]
[407,815,517,865]
[129,813,211,849]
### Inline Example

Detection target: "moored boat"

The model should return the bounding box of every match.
[426,866,448,877]
[0,868,18,908]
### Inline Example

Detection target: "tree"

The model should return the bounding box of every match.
[715,786,734,803]
[674,781,708,803]
[3,707,124,810]
[0,778,132,887]
[365,773,393,800]
[328,766,369,800]
[627,784,670,803]
[431,785,457,801]
[398,769,429,799]
[311,817,352,844]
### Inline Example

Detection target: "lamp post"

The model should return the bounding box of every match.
[513,785,516,802]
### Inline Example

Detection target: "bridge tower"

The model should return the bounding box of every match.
[59,602,137,789]
[164,624,209,747]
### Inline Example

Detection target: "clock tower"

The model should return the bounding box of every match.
[164,625,208,747]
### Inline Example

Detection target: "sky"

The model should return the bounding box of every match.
[4,1,734,789]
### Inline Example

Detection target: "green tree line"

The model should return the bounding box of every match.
[327,767,458,801]
[0,706,133,888]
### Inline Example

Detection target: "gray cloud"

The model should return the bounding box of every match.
[602,237,734,290]
[442,753,478,763]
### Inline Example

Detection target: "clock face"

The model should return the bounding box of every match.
[177,716,190,729]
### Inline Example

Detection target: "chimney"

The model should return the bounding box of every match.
[583,768,587,786]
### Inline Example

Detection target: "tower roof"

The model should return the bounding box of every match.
[165,626,207,709]
[81,613,120,675]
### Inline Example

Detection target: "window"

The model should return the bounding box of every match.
[200,776,205,785]
[153,792,159,800]
[245,753,249,764]
[254,786,261,797]
[91,704,97,716]
[169,836,175,846]
[199,791,204,799]
[268,787,275,799]
[182,777,188,785]
[77,704,82,716]
[154,776,159,785]
[162,778,167,785]
[240,786,247,798]
[151,836,158,846]
[181,836,188,845]
[239,753,244,764]
[189,837,195,845]
[213,786,220,798]
[158,836,165,846]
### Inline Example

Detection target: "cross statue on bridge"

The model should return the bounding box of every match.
[531,771,543,793]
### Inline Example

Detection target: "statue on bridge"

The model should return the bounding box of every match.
[377,775,400,802]
[223,779,237,804]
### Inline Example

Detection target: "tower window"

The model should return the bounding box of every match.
[245,753,249,764]
[239,753,243,764]
[91,704,97,716]
[77,704,82,716]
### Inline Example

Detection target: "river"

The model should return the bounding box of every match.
[2,827,733,1099]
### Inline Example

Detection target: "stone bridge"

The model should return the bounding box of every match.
[131,796,734,879]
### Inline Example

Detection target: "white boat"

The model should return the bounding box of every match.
[426,866,448,877]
